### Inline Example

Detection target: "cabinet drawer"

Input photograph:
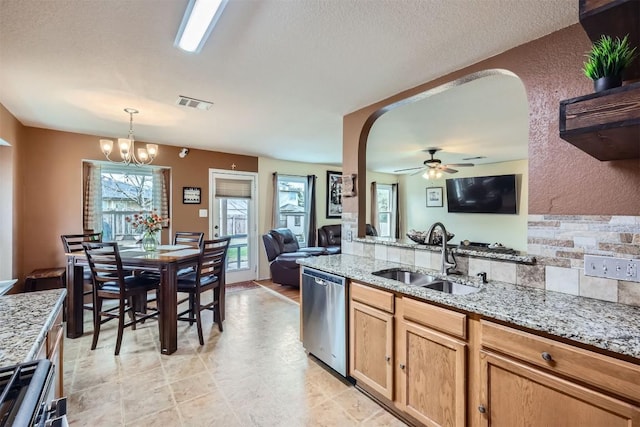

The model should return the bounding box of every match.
[402,298,466,340]
[351,282,394,313]
[481,320,640,402]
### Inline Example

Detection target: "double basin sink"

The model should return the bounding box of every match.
[372,268,480,295]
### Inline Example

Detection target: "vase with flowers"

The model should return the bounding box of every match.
[126,212,165,252]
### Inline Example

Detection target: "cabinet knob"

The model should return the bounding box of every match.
[399,363,405,370]
[478,405,486,414]
[541,352,553,362]
[385,356,391,362]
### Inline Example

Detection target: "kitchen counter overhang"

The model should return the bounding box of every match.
[0,289,67,367]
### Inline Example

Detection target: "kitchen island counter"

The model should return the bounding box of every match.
[298,254,640,360]
[0,289,66,367]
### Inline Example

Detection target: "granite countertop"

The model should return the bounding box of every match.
[0,289,67,367]
[298,254,640,360]
[354,236,536,264]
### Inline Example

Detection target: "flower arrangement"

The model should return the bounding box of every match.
[126,212,165,234]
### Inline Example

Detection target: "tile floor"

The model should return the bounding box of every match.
[63,285,407,426]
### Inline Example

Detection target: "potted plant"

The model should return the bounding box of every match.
[582,34,637,92]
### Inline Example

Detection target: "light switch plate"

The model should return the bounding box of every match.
[198,209,207,218]
[584,254,640,283]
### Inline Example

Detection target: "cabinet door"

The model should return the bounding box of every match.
[349,300,394,399]
[479,351,640,427]
[398,319,467,427]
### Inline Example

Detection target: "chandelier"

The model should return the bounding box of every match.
[99,108,158,166]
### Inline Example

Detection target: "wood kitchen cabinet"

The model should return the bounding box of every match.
[36,305,65,398]
[349,282,468,426]
[349,282,395,399]
[396,297,467,427]
[479,320,640,426]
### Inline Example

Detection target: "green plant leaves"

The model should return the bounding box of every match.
[582,34,638,80]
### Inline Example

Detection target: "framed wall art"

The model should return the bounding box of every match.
[183,187,201,204]
[326,171,342,218]
[426,187,443,207]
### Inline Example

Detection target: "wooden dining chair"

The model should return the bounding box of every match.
[174,231,205,248]
[82,242,161,355]
[177,237,230,345]
[61,232,103,312]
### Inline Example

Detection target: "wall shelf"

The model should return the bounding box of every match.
[579,0,640,81]
[559,82,640,161]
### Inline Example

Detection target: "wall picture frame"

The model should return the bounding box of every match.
[326,171,342,218]
[426,187,443,207]
[183,187,201,204]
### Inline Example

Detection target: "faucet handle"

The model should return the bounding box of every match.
[477,272,487,284]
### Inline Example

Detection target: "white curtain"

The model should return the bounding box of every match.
[83,162,102,232]
[152,168,169,219]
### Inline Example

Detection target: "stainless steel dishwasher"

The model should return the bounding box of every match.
[301,266,347,377]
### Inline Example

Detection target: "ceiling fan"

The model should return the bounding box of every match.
[394,148,475,178]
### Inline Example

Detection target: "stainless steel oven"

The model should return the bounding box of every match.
[0,359,67,427]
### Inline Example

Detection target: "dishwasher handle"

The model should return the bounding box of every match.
[313,277,328,286]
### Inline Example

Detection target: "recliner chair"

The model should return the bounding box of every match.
[262,228,326,287]
[317,224,378,254]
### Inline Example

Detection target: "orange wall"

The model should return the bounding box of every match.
[344,24,640,230]
[17,126,257,287]
[0,103,23,286]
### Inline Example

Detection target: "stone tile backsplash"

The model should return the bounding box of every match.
[529,215,640,306]
[342,214,640,307]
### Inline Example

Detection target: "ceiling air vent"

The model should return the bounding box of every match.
[176,95,213,110]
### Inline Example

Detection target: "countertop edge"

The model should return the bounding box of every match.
[23,289,67,363]
[298,255,640,361]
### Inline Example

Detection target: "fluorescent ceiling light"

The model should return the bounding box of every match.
[175,0,228,53]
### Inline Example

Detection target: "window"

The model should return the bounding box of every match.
[277,175,308,246]
[376,184,395,238]
[84,162,169,243]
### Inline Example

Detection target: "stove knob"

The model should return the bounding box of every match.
[49,397,67,417]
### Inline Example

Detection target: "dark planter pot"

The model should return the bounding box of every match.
[593,75,622,92]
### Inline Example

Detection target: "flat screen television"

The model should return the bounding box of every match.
[445,174,517,214]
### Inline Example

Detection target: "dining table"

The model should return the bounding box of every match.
[64,244,225,355]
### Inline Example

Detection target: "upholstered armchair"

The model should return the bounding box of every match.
[262,228,326,287]
[317,224,378,254]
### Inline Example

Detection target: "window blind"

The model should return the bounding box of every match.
[215,178,252,198]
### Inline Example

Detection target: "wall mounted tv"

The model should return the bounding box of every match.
[445,174,518,214]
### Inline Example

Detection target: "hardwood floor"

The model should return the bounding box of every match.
[255,279,300,304]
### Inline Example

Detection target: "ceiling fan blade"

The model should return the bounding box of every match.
[410,168,427,176]
[394,166,424,173]
[442,167,458,174]
[445,163,474,167]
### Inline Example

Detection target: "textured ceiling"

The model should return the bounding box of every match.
[0,0,577,170]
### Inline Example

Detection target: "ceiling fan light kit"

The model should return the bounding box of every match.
[394,147,475,179]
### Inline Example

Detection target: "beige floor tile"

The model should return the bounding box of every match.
[122,384,175,424]
[333,388,387,423]
[361,409,408,426]
[178,393,241,427]
[125,406,183,427]
[66,286,396,426]
[169,372,219,404]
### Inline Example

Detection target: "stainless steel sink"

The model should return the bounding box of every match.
[372,268,480,295]
[422,281,481,295]
[371,268,438,286]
